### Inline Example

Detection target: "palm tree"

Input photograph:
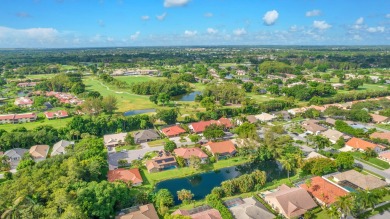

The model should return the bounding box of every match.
[326,205,340,219]
[354,190,380,212]
[335,195,352,218]
[278,156,294,180]
[1,196,26,219]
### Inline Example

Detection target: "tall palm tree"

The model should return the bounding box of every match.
[354,190,380,212]
[335,195,352,218]
[1,196,26,219]
[326,205,340,219]
[278,156,294,180]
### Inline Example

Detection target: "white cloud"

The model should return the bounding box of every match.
[313,20,332,30]
[184,30,197,37]
[289,25,298,32]
[353,35,362,41]
[263,10,279,26]
[233,28,247,36]
[204,12,213,17]
[207,28,218,34]
[306,10,321,17]
[386,14,390,18]
[130,31,141,40]
[164,0,190,8]
[156,13,167,21]
[0,26,59,47]
[355,17,364,25]
[367,26,385,33]
[141,15,150,21]
[106,37,114,42]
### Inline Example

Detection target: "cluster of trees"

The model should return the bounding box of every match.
[258,61,294,74]
[335,120,367,138]
[282,83,336,101]
[205,194,234,219]
[99,74,129,89]
[131,80,189,96]
[202,82,246,104]
[80,95,119,115]
[301,153,354,176]
[309,90,390,106]
[0,138,134,218]
[35,73,85,94]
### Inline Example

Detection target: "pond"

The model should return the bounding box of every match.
[174,91,202,101]
[155,160,287,204]
[123,108,156,116]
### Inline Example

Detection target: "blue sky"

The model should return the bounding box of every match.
[0,0,389,47]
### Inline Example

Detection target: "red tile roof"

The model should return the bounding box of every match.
[379,151,390,161]
[204,140,236,155]
[370,114,389,123]
[300,176,348,205]
[161,125,186,137]
[190,118,232,133]
[174,147,208,159]
[108,168,143,185]
[346,137,385,150]
[44,110,69,119]
[370,132,390,143]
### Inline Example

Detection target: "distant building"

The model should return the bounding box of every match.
[134,129,160,144]
[14,97,33,107]
[189,118,233,133]
[345,137,385,153]
[4,148,29,169]
[17,82,37,87]
[44,110,69,119]
[255,113,276,122]
[370,114,390,124]
[103,133,128,148]
[29,145,50,162]
[145,151,177,173]
[301,120,327,135]
[0,113,37,124]
[51,140,74,156]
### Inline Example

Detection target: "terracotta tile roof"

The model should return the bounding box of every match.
[116,204,159,219]
[346,137,384,150]
[379,150,390,161]
[370,114,389,123]
[108,168,143,185]
[174,147,208,159]
[14,113,37,119]
[44,110,69,119]
[29,145,49,159]
[370,132,390,142]
[189,118,232,133]
[161,125,186,137]
[204,140,236,155]
[300,176,348,205]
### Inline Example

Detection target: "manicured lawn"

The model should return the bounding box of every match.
[147,139,167,147]
[351,152,390,169]
[377,124,390,131]
[0,117,73,131]
[115,144,141,151]
[115,75,162,84]
[26,74,55,79]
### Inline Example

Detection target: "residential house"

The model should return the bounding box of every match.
[287,107,307,116]
[172,205,222,219]
[300,176,348,205]
[301,120,327,135]
[103,133,128,148]
[321,129,350,144]
[287,82,306,88]
[116,204,159,219]
[333,170,387,190]
[228,197,274,219]
[325,118,336,126]
[4,148,29,168]
[14,97,33,107]
[161,125,186,137]
[345,137,385,153]
[307,105,326,112]
[29,145,49,162]
[173,147,208,165]
[203,140,236,157]
[0,113,37,124]
[108,168,143,186]
[276,111,291,121]
[236,70,246,76]
[44,110,69,119]
[51,140,74,156]
[370,132,390,143]
[370,114,390,124]
[134,129,160,144]
[188,118,233,133]
[145,151,177,173]
[331,83,345,90]
[378,151,390,164]
[246,115,258,124]
[305,151,326,160]
[263,184,317,218]
[255,113,276,122]
[17,82,37,87]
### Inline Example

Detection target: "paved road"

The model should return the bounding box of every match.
[108,143,164,170]
[354,159,390,181]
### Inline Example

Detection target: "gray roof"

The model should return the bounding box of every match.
[134,129,159,142]
[229,197,274,219]
[4,148,28,158]
[51,140,74,156]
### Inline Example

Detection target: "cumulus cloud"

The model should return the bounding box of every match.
[164,0,190,8]
[204,12,213,17]
[367,26,385,33]
[313,20,332,30]
[130,31,140,40]
[233,28,247,36]
[353,35,362,41]
[355,17,364,25]
[306,10,321,17]
[16,12,32,18]
[141,15,150,21]
[207,28,218,34]
[263,10,279,26]
[184,30,197,37]
[156,13,167,21]
[0,26,59,47]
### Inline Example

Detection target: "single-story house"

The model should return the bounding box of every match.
[228,197,274,219]
[103,132,128,148]
[14,97,33,107]
[108,168,143,186]
[370,132,390,143]
[370,114,390,124]
[172,205,222,219]
[301,120,327,135]
[307,105,326,112]
[255,113,276,122]
[29,145,50,162]
[188,118,233,133]
[263,184,317,218]
[246,115,258,124]
[134,129,160,144]
[174,147,208,165]
[3,148,29,168]
[287,107,307,116]
[325,118,336,126]
[300,176,348,205]
[321,129,350,144]
[161,125,186,137]
[145,151,177,173]
[116,204,159,219]
[345,137,386,153]
[44,110,69,119]
[51,140,74,156]
[305,151,326,160]
[378,151,390,164]
[331,83,345,90]
[203,140,236,157]
[333,170,387,190]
